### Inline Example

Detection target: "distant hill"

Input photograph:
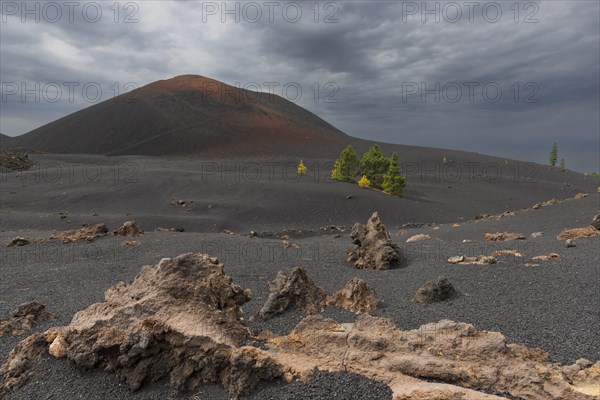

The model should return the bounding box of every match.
[9,75,350,157]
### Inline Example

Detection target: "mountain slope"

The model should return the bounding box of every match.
[9,75,350,157]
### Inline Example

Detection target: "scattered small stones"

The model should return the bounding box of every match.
[412,277,457,304]
[0,149,34,171]
[326,278,378,314]
[557,227,600,240]
[484,232,526,242]
[532,253,561,261]
[346,195,352,199]
[224,229,235,235]
[170,198,192,207]
[447,255,497,265]
[49,223,108,244]
[347,212,400,270]
[281,235,300,249]
[591,214,600,230]
[405,234,431,243]
[492,250,524,258]
[48,335,68,358]
[0,302,58,337]
[531,232,544,238]
[123,240,141,246]
[566,239,576,248]
[6,236,31,247]
[447,255,465,264]
[113,220,144,236]
[257,267,327,320]
[155,227,185,232]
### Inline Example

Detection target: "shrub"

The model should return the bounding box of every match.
[360,145,390,189]
[297,160,307,175]
[382,152,406,196]
[331,145,359,182]
[358,175,371,188]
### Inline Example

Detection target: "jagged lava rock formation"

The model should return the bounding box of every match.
[347,212,400,270]
[257,267,327,320]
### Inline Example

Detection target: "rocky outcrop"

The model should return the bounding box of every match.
[0,253,285,399]
[49,224,108,244]
[268,315,600,400]
[326,278,378,313]
[113,220,144,236]
[412,277,457,303]
[0,329,61,396]
[0,301,57,336]
[257,267,327,319]
[3,255,599,400]
[347,212,400,270]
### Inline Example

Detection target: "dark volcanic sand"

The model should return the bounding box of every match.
[1,154,599,399]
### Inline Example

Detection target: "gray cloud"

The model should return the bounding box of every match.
[1,0,598,171]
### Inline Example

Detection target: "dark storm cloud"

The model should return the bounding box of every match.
[0,1,598,171]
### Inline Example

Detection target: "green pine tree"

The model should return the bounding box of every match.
[559,158,565,171]
[382,152,406,196]
[360,144,390,189]
[331,145,360,182]
[549,142,558,166]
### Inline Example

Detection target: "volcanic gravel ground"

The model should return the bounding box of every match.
[1,156,598,399]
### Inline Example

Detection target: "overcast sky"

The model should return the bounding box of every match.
[1,1,598,171]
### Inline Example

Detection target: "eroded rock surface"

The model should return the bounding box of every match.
[0,253,285,399]
[49,224,108,244]
[327,278,379,313]
[113,220,144,236]
[257,267,327,319]
[268,315,600,400]
[347,212,400,270]
[0,301,57,336]
[412,277,457,303]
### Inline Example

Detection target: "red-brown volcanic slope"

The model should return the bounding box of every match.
[9,75,350,157]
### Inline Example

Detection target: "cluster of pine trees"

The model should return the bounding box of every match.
[331,144,406,196]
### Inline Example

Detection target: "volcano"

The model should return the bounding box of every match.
[8,75,350,157]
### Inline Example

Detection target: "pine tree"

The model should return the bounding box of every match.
[358,175,371,188]
[559,158,565,171]
[360,144,390,189]
[297,160,307,175]
[331,145,359,182]
[382,152,406,196]
[549,142,558,166]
